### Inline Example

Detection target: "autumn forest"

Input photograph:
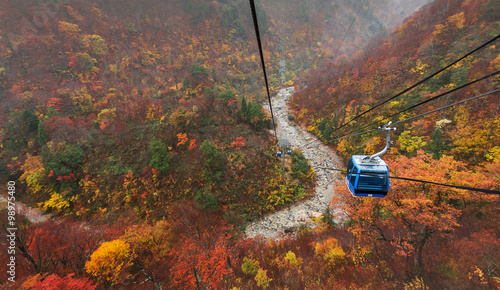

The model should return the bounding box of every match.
[0,0,499,289]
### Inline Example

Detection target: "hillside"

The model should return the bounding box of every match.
[290,0,499,167]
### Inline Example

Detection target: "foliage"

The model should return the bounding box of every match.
[149,137,171,175]
[254,268,272,288]
[169,203,237,289]
[190,63,209,79]
[240,98,270,131]
[241,257,260,276]
[37,120,49,146]
[20,155,49,197]
[169,107,198,129]
[41,141,84,178]
[200,140,226,183]
[313,237,346,266]
[69,53,96,73]
[195,188,219,212]
[398,130,428,154]
[41,192,75,212]
[24,274,96,289]
[85,239,133,287]
[291,149,315,182]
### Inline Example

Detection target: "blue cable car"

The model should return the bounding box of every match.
[346,122,396,198]
[276,151,282,157]
[346,155,390,197]
[287,150,292,155]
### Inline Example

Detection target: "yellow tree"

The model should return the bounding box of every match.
[85,239,133,287]
[58,21,80,37]
[20,155,50,198]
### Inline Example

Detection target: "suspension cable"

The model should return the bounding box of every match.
[322,88,499,144]
[377,70,500,125]
[331,33,500,133]
[339,70,500,140]
[249,0,277,137]
[392,88,500,126]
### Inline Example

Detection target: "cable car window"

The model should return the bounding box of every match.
[358,174,387,188]
[350,167,358,184]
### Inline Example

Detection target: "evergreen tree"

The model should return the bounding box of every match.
[211,67,217,82]
[38,120,48,147]
[149,137,171,175]
[240,96,248,121]
[182,75,191,89]
[190,64,202,79]
[200,140,225,183]
[427,128,452,159]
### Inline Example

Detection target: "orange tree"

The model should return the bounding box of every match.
[168,202,238,289]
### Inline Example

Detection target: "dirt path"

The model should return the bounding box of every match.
[0,196,49,224]
[245,87,343,240]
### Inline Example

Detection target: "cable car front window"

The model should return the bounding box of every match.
[358,174,387,188]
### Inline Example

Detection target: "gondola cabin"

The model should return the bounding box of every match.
[346,155,390,197]
[287,150,292,155]
[276,151,282,157]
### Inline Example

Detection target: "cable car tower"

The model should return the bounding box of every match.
[346,122,396,197]
[277,136,291,172]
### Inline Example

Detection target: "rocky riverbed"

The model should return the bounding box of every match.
[245,87,344,240]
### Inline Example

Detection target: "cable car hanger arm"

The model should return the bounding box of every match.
[364,122,396,162]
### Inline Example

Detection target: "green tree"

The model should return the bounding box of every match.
[246,101,268,131]
[240,96,248,121]
[427,128,452,159]
[37,120,49,146]
[222,4,246,39]
[75,52,96,73]
[291,150,314,181]
[190,63,201,79]
[22,110,39,132]
[41,141,85,177]
[298,0,311,21]
[200,140,225,183]
[182,75,191,89]
[255,0,268,32]
[195,188,218,212]
[211,67,217,82]
[200,65,209,78]
[149,137,171,175]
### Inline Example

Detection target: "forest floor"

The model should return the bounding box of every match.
[245,87,344,240]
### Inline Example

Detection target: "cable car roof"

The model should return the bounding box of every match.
[351,155,388,172]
